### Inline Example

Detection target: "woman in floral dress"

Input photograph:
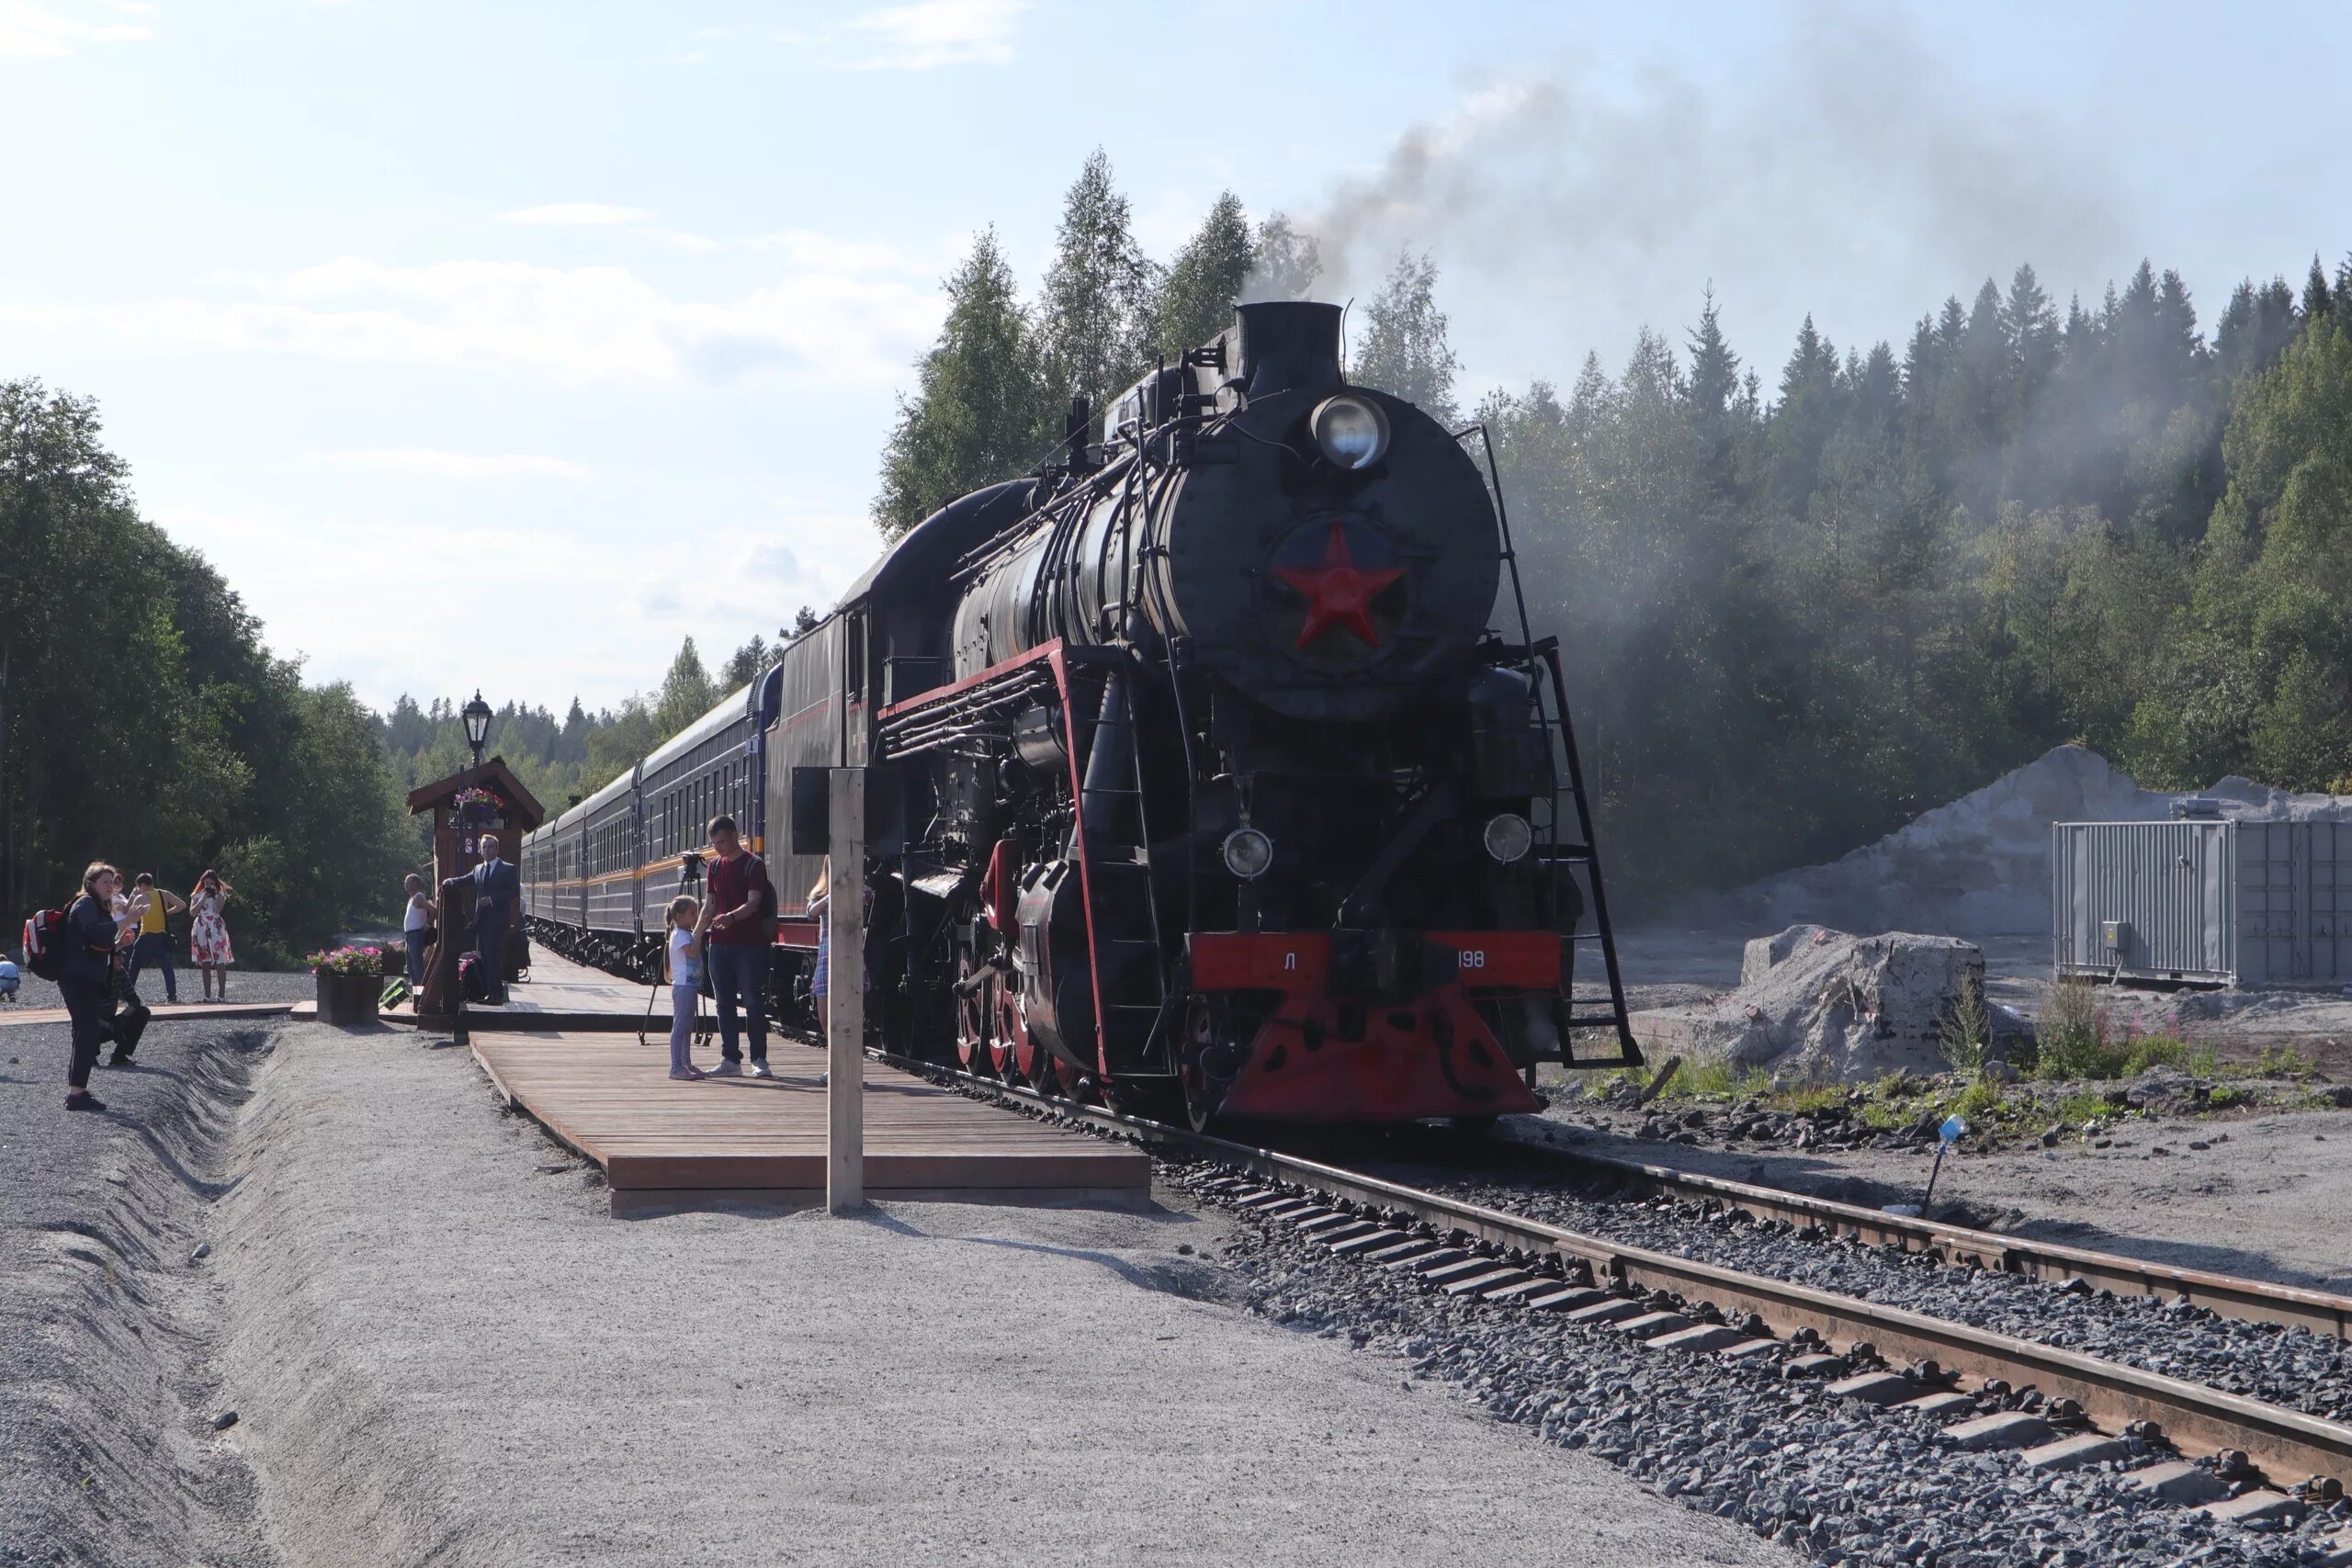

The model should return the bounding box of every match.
[188,869,234,999]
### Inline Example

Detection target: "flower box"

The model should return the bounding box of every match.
[316,970,380,1026]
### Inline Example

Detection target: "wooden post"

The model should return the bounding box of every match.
[826,766,865,1215]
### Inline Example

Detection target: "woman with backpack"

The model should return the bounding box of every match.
[188,869,234,999]
[61,862,138,1111]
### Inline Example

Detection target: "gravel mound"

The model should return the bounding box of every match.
[1679,745,2352,943]
[0,1021,277,1568]
[1193,1165,2348,1567]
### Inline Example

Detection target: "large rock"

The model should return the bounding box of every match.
[1632,926,1984,1083]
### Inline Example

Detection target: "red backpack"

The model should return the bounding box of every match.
[23,908,68,981]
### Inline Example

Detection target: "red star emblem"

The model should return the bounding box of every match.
[1273,522,1404,649]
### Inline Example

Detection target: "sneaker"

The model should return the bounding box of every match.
[65,1090,107,1112]
[667,1066,706,1081]
[104,1048,137,1069]
[813,1072,829,1089]
[746,1060,772,1078]
[707,1059,742,1077]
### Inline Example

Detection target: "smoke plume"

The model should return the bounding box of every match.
[1247,3,2129,371]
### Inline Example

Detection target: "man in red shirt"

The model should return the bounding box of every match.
[695,815,776,1077]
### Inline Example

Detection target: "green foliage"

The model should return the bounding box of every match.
[0,379,412,963]
[1035,150,1158,422]
[876,228,1052,539]
[1352,251,1461,422]
[1939,974,1989,1077]
[1951,1076,2006,1122]
[2036,976,2128,1079]
[1248,212,1322,301]
[2119,1034,2191,1076]
[2056,1089,2112,1125]
[1151,192,1254,359]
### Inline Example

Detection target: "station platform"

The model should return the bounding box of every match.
[465,950,1152,1214]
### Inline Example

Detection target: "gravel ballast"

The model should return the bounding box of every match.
[1395,1164,2352,1427]
[1190,1165,2352,1567]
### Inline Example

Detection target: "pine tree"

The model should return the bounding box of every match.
[875,228,1051,538]
[1151,192,1253,356]
[1351,251,1461,420]
[1249,212,1322,299]
[2001,263,2059,398]
[720,635,770,687]
[2304,255,2334,321]
[1035,149,1158,419]
[653,638,716,734]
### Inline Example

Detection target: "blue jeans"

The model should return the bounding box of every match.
[126,932,176,1002]
[404,930,429,986]
[707,942,768,1065]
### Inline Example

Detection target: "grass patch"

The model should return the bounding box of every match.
[2119,1034,2191,1076]
[1765,1083,1845,1116]
[1951,1076,2006,1121]
[2055,1089,2111,1125]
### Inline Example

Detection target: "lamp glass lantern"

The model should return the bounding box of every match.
[462,691,492,769]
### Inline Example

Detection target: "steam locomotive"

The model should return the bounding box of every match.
[523,300,1638,1127]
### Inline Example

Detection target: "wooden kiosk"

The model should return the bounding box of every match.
[405,759,546,1015]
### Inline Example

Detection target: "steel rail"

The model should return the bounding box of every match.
[1488,1122,2352,1342]
[873,1049,2352,1490]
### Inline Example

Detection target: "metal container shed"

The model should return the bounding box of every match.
[2052,819,2352,986]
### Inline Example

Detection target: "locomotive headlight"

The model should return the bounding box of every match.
[1310,394,1390,470]
[1482,812,1533,864]
[1221,827,1275,880]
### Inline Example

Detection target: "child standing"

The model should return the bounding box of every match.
[663,895,706,1082]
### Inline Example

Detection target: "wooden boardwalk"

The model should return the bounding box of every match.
[471,951,1151,1213]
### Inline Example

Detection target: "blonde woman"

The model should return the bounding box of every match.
[662,895,706,1082]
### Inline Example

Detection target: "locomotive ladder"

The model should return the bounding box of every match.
[1459,424,1643,1067]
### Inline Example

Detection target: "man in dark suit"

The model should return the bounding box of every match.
[445,832,522,1001]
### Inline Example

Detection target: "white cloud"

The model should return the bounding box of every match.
[499,202,652,227]
[4,248,948,388]
[299,448,593,481]
[0,0,152,56]
[801,0,1024,71]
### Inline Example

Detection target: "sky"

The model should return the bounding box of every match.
[6,0,2350,716]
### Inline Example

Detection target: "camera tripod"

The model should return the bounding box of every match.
[638,852,715,1049]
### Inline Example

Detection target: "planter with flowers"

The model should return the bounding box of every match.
[453,784,507,831]
[310,944,389,1026]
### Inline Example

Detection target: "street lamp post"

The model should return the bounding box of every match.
[462,691,492,773]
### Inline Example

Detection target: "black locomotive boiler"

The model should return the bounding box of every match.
[524,300,1638,1127]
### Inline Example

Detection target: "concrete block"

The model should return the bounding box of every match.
[1944,1412,2052,1451]
[1644,1324,1746,1353]
[2195,1489,2300,1526]
[1826,1371,1917,1405]
[1329,1229,1409,1256]
[2122,1461,2227,1504]
[1565,1297,1648,1325]
[2021,1433,2129,1472]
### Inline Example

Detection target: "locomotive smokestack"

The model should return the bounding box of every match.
[1233,300,1343,400]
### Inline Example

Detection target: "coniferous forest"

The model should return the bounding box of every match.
[876,152,2352,910]
[10,146,2352,950]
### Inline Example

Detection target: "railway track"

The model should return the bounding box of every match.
[1481,1119,2352,1342]
[880,1049,2352,1551]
